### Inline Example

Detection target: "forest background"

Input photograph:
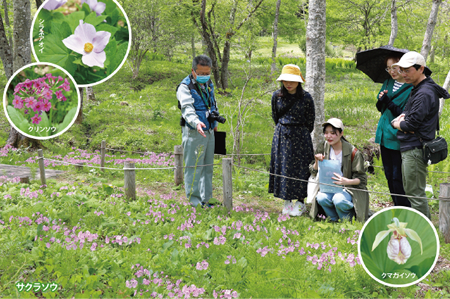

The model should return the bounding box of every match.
[0,0,450,298]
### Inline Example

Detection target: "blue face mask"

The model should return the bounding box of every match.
[195,74,210,84]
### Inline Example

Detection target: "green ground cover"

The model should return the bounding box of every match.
[0,38,450,297]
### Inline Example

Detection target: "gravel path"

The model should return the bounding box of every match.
[0,164,64,180]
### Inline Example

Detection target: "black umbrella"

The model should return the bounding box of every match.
[356,46,433,83]
[356,45,410,83]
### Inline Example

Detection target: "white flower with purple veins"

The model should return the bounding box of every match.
[42,0,67,10]
[62,20,111,68]
[81,0,106,16]
[372,217,422,265]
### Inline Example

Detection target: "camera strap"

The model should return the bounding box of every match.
[196,82,212,109]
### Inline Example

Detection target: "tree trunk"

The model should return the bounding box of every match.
[86,86,95,101]
[197,0,222,89]
[271,0,282,73]
[191,33,196,60]
[6,0,43,149]
[0,12,13,77]
[3,0,13,53]
[305,0,326,151]
[421,0,442,62]
[444,70,450,91]
[75,88,83,124]
[439,70,450,117]
[35,0,42,8]
[13,0,31,71]
[388,0,398,46]
[429,45,435,63]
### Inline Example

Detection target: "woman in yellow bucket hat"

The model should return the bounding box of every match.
[269,64,315,216]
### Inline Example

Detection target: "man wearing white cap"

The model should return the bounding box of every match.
[392,51,450,219]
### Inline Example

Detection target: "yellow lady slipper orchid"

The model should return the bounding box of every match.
[372,217,422,265]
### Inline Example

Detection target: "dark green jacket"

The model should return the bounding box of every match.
[309,139,369,223]
[375,78,412,150]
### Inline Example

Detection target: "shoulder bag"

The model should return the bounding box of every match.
[422,119,448,165]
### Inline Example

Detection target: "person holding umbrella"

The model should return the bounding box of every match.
[375,52,413,207]
[356,46,412,207]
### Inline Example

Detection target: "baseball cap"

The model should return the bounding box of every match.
[392,51,425,68]
[322,118,344,130]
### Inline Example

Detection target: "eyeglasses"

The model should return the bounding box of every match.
[398,67,414,74]
[385,66,399,73]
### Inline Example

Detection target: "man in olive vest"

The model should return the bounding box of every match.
[176,55,218,207]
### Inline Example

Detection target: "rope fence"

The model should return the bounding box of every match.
[29,142,450,243]
[372,164,450,175]
[232,164,438,202]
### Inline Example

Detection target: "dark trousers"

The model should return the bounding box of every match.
[380,145,411,207]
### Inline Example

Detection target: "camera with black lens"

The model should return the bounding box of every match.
[207,110,226,124]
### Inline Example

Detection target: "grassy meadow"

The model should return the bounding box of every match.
[0,38,450,297]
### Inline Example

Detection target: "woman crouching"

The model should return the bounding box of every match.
[309,118,369,222]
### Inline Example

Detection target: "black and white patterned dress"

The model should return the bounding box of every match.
[269,89,315,201]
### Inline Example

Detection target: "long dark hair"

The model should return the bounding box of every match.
[277,82,304,99]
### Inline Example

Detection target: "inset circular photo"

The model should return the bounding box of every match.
[358,207,439,287]
[3,63,81,140]
[31,0,131,87]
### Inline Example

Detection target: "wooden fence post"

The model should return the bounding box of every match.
[174,145,183,185]
[439,183,450,243]
[222,158,232,211]
[124,162,136,200]
[20,177,30,184]
[37,149,46,186]
[75,162,84,171]
[101,140,106,172]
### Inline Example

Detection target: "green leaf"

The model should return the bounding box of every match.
[80,3,91,15]
[371,229,392,251]
[72,58,84,65]
[162,241,173,250]
[96,23,118,37]
[17,119,31,134]
[51,21,72,40]
[65,11,86,32]
[7,106,27,125]
[36,223,44,237]
[171,249,179,262]
[108,41,128,75]
[104,0,117,15]
[237,257,247,268]
[107,8,121,26]
[56,107,78,134]
[84,12,107,27]
[405,228,423,255]
[34,33,71,68]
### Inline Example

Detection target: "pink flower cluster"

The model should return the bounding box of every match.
[347,230,360,246]
[125,266,208,298]
[195,260,209,270]
[213,289,238,299]
[213,235,226,245]
[12,74,71,125]
[20,187,44,199]
[0,144,16,157]
[256,246,274,257]
[224,255,236,265]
